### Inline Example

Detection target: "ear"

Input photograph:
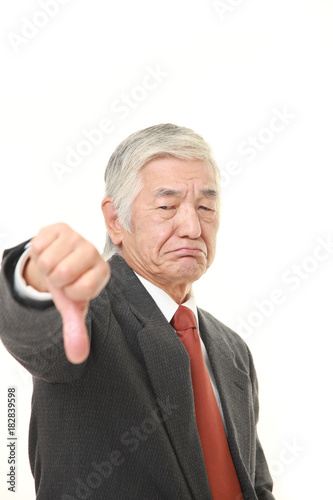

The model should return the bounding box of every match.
[101,197,124,246]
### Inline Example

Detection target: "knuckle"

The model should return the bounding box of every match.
[37,253,53,273]
[54,262,72,282]
[35,225,49,237]
[84,241,100,261]
[56,222,71,232]
[30,238,39,254]
[79,275,96,298]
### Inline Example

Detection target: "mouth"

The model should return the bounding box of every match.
[170,247,206,257]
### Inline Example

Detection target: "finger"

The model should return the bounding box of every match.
[31,226,83,276]
[30,223,69,256]
[48,284,90,364]
[62,301,90,365]
[62,261,111,302]
[46,241,103,289]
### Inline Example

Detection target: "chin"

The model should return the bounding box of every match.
[174,258,206,281]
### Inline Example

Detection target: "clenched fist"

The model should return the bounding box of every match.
[24,223,111,364]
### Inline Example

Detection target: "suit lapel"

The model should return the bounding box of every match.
[138,311,212,499]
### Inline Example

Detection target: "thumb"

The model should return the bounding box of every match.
[48,284,90,364]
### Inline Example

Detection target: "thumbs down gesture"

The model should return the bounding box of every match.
[24,223,111,364]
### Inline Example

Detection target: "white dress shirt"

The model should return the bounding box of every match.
[14,246,227,429]
[14,243,53,301]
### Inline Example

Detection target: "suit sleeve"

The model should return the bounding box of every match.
[0,242,91,382]
[247,346,276,500]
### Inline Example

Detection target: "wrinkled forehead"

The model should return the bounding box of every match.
[139,156,220,192]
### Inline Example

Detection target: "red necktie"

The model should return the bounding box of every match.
[171,306,243,500]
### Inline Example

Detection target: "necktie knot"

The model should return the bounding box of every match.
[171,305,197,332]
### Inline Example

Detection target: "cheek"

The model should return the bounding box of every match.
[203,228,218,260]
[144,217,174,241]
[133,219,173,255]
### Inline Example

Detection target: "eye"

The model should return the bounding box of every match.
[159,206,174,210]
[199,206,211,211]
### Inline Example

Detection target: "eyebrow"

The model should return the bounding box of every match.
[153,188,218,197]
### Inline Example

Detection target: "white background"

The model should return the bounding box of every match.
[0,1,332,499]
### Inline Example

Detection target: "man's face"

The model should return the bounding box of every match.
[118,157,220,297]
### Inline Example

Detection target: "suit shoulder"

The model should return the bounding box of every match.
[198,308,251,359]
[198,308,245,342]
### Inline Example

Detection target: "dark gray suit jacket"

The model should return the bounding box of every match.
[0,243,275,499]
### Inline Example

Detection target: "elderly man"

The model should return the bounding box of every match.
[0,124,274,499]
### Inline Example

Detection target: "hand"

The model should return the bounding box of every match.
[24,223,111,364]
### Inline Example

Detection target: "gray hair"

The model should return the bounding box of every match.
[103,123,220,259]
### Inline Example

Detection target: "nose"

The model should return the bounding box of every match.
[176,205,202,239]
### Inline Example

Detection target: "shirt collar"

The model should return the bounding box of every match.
[134,272,199,326]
